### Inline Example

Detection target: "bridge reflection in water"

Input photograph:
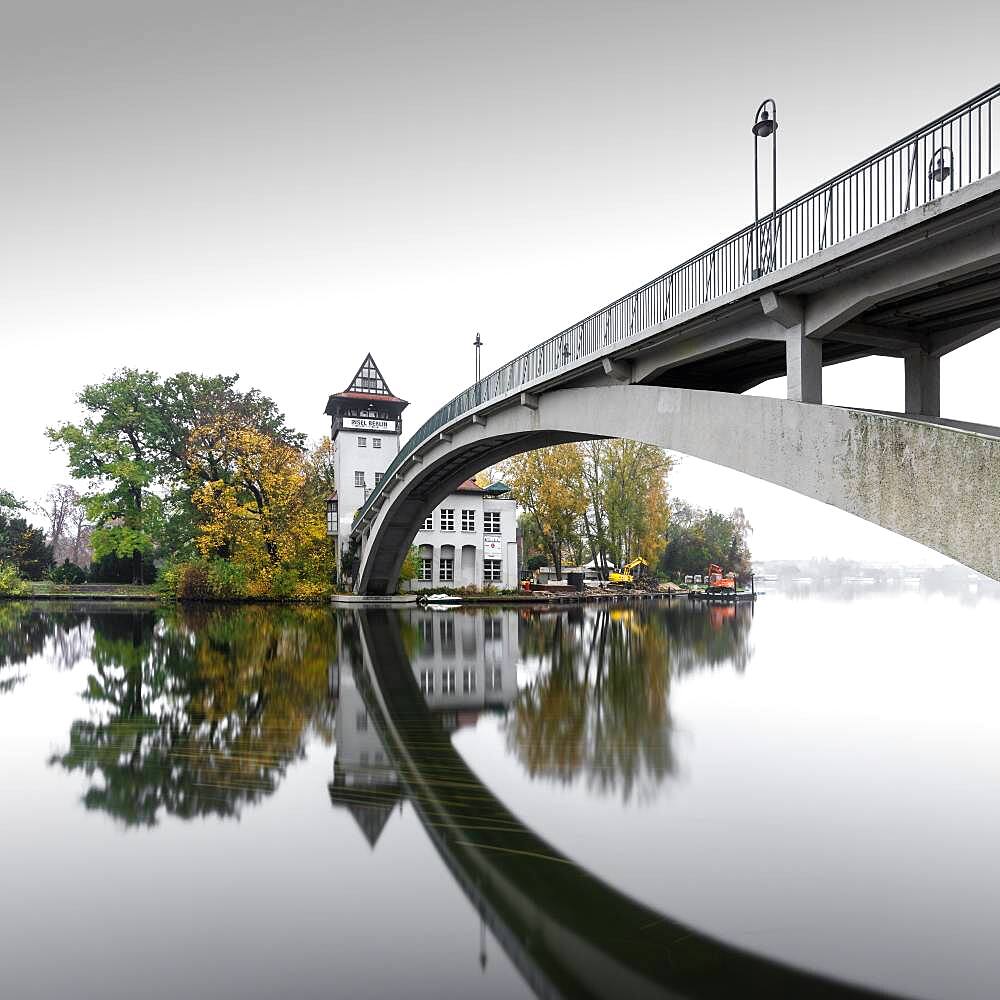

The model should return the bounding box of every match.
[329,605,895,1000]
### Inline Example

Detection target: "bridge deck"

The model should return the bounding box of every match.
[354,85,1000,536]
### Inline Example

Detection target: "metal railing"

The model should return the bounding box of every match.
[356,83,999,530]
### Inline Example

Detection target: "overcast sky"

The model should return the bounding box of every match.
[3,0,999,563]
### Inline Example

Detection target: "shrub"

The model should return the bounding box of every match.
[176,562,214,600]
[47,560,88,585]
[207,559,249,599]
[0,562,30,597]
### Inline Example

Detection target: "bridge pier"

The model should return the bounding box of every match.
[785,330,823,404]
[762,292,823,404]
[904,349,941,417]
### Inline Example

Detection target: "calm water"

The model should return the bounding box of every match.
[1,590,999,999]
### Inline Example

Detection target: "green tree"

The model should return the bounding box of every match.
[47,371,164,583]
[659,502,753,581]
[48,369,306,581]
[0,489,23,512]
[0,513,53,579]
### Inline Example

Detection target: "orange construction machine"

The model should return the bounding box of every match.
[706,563,736,590]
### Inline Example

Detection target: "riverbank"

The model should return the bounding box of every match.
[13,582,160,602]
[4,582,335,604]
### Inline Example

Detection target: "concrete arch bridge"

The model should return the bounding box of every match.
[352,86,1000,595]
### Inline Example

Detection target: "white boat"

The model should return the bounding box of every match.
[422,593,462,606]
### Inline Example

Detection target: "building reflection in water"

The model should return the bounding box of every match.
[328,601,754,842]
[328,608,520,847]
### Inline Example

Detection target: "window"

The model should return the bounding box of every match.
[354,471,365,488]
[356,711,368,732]
[374,472,383,485]
[439,557,453,582]
[418,618,434,649]
[461,509,475,532]
[327,505,337,535]
[442,670,456,694]
[484,617,502,641]
[372,437,381,449]
[462,668,476,694]
[421,515,433,530]
[420,670,434,694]
[439,618,455,654]
[440,508,455,531]
[487,667,502,692]
[484,511,501,533]
[484,560,502,583]
[418,558,433,581]
[357,436,367,448]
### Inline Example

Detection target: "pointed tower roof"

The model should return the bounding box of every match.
[325,353,409,416]
[327,766,402,849]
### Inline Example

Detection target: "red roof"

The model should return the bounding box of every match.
[329,390,408,405]
[455,478,485,493]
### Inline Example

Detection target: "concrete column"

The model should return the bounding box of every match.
[904,350,941,417]
[785,330,823,404]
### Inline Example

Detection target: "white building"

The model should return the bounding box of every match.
[324,353,408,549]
[412,479,519,590]
[326,354,518,589]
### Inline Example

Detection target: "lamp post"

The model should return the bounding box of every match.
[927,145,953,200]
[474,331,483,382]
[752,98,778,279]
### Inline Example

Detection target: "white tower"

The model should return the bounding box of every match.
[324,354,408,563]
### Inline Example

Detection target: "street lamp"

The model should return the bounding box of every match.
[752,98,778,279]
[927,145,953,198]
[474,331,483,382]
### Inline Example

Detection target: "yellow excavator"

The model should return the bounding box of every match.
[608,557,650,588]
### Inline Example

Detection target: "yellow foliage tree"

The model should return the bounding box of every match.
[189,423,332,597]
[502,445,587,579]
[600,440,673,570]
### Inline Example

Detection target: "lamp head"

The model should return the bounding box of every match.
[753,109,777,138]
[928,152,952,184]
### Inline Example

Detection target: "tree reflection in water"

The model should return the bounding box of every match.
[46,605,335,826]
[0,602,48,694]
[506,602,752,802]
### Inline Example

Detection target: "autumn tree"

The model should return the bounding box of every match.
[49,369,305,580]
[503,445,586,580]
[190,422,332,595]
[601,441,672,570]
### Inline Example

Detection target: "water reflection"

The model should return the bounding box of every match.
[0,600,903,997]
[339,607,889,999]
[45,605,335,826]
[508,603,751,802]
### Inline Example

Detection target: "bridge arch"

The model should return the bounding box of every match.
[354,385,1000,594]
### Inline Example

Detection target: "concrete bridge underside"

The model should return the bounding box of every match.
[357,385,1000,594]
[354,175,1000,594]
